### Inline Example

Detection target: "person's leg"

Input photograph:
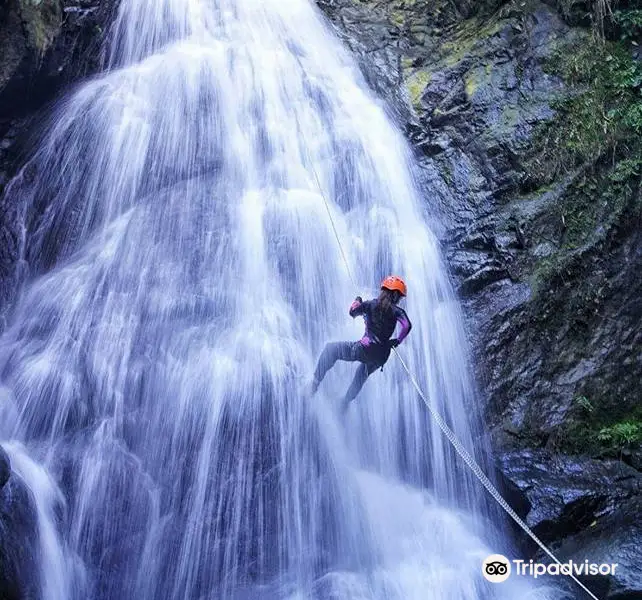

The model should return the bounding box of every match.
[312,341,359,392]
[342,361,379,411]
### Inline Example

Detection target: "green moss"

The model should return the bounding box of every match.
[390,10,406,27]
[405,70,432,109]
[464,72,479,98]
[519,27,642,294]
[526,32,642,185]
[527,149,640,302]
[441,16,505,66]
[401,57,415,70]
[563,154,640,250]
[18,0,62,55]
[527,251,586,318]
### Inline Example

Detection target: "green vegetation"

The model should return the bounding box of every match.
[575,395,594,413]
[612,8,642,41]
[597,421,642,449]
[527,37,642,184]
[390,10,406,27]
[517,10,642,459]
[522,12,642,308]
[402,0,641,40]
[440,16,505,66]
[554,0,613,34]
[558,156,639,249]
[374,0,640,460]
[555,408,642,456]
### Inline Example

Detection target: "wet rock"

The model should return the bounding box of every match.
[458,264,511,297]
[0,0,110,123]
[499,449,642,547]
[552,496,642,600]
[0,458,40,600]
[623,449,642,472]
[0,0,115,319]
[481,228,642,448]
[0,0,60,94]
[0,446,10,489]
[320,0,570,266]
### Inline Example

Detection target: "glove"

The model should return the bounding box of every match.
[389,338,400,348]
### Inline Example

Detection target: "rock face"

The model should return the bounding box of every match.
[0,446,10,488]
[499,449,641,539]
[501,449,642,598]
[0,0,109,122]
[317,0,641,595]
[0,446,40,600]
[0,0,113,314]
[555,496,642,600]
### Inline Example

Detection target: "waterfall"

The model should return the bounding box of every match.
[0,0,565,598]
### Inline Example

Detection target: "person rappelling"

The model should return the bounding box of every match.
[307,275,412,411]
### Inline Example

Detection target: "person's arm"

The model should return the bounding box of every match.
[389,308,412,347]
[349,297,365,318]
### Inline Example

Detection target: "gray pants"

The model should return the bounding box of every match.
[313,341,388,404]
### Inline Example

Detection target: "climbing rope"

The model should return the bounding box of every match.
[308,159,358,287]
[308,164,601,600]
[392,348,600,600]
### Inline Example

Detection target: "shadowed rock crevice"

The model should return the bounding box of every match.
[0,446,41,600]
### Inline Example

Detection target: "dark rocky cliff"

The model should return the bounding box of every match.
[316,0,641,597]
[0,2,112,597]
[0,446,40,600]
[0,0,112,314]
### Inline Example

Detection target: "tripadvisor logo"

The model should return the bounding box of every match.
[482,554,511,583]
[482,554,619,583]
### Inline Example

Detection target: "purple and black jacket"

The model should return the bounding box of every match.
[349,298,412,349]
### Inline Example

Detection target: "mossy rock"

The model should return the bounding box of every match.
[404,69,431,109]
[440,16,506,66]
[18,0,63,57]
[0,8,28,90]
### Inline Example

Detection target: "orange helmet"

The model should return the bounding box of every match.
[381,275,407,297]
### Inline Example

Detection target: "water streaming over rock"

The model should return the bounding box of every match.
[0,0,566,598]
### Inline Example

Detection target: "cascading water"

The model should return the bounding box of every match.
[0,0,570,598]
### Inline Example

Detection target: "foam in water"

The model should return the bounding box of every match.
[0,0,568,598]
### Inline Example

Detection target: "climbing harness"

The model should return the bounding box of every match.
[308,163,602,600]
